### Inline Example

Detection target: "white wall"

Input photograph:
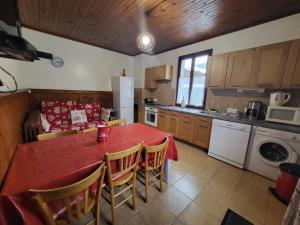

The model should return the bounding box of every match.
[133,13,300,88]
[0,28,134,92]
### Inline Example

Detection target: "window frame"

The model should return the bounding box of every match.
[175,49,213,109]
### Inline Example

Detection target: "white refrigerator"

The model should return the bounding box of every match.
[111,76,134,124]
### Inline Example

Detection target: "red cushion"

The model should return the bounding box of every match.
[76,103,101,122]
[41,101,76,126]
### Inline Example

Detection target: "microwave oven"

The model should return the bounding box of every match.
[265,106,300,125]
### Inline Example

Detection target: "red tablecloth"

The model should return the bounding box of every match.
[0,123,178,225]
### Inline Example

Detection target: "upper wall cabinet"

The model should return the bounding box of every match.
[225,49,255,88]
[145,65,173,89]
[208,53,229,88]
[282,39,300,88]
[250,41,291,88]
[145,67,158,89]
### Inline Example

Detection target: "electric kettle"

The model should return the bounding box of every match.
[269,92,291,106]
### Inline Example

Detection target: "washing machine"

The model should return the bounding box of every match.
[245,126,300,181]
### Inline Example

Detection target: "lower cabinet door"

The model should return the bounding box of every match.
[178,115,193,142]
[157,114,168,131]
[192,117,212,149]
[167,115,179,137]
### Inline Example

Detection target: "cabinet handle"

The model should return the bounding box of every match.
[184,121,190,124]
[257,84,273,87]
[230,85,242,88]
[198,125,209,128]
[198,118,209,122]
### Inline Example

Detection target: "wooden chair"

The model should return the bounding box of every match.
[82,127,98,133]
[37,130,77,141]
[138,138,169,203]
[29,163,106,225]
[104,143,142,225]
[107,119,126,127]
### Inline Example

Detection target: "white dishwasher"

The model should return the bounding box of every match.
[208,119,251,168]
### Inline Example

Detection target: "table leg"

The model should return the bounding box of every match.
[163,159,170,183]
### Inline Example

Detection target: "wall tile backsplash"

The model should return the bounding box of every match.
[136,86,300,114]
[205,89,300,113]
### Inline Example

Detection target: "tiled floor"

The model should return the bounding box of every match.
[98,140,287,225]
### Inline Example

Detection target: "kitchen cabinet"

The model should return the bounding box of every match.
[178,114,193,142]
[192,116,212,149]
[282,39,300,88]
[157,110,168,131]
[208,53,229,88]
[225,49,255,88]
[138,106,145,123]
[145,67,158,89]
[154,65,173,81]
[167,111,179,137]
[250,41,291,88]
[156,109,212,149]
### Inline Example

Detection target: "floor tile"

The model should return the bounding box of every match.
[173,176,206,199]
[157,186,192,216]
[230,182,269,224]
[179,202,220,225]
[138,199,176,225]
[193,189,228,220]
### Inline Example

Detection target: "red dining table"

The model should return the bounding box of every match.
[0,123,178,225]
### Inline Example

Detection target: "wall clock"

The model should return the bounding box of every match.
[51,56,64,68]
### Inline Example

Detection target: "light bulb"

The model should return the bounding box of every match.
[141,35,150,46]
[137,32,155,52]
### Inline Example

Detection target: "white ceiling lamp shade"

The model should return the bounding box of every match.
[137,32,155,52]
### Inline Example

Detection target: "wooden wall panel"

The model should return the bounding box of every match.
[30,89,113,109]
[0,91,31,186]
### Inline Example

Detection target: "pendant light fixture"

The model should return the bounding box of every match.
[137,32,155,52]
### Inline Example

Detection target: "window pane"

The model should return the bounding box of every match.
[176,58,192,104]
[190,55,208,106]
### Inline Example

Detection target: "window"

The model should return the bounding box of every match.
[176,49,212,108]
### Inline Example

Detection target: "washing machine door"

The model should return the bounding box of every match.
[256,138,297,167]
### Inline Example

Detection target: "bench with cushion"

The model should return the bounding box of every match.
[24,100,110,142]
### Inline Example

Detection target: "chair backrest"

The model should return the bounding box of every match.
[144,138,169,170]
[82,127,97,133]
[105,143,142,186]
[37,130,77,141]
[30,163,106,225]
[107,119,126,127]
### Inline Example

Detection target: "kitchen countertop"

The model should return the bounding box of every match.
[144,104,300,134]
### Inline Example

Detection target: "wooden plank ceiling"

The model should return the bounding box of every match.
[18,0,300,56]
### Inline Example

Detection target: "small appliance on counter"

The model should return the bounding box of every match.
[246,101,262,119]
[270,92,291,106]
[266,106,300,125]
[144,98,158,105]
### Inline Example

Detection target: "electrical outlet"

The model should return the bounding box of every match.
[0,79,3,87]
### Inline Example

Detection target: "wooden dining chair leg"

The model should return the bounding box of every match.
[145,170,149,203]
[95,202,100,225]
[160,169,164,192]
[132,178,136,209]
[110,187,116,225]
